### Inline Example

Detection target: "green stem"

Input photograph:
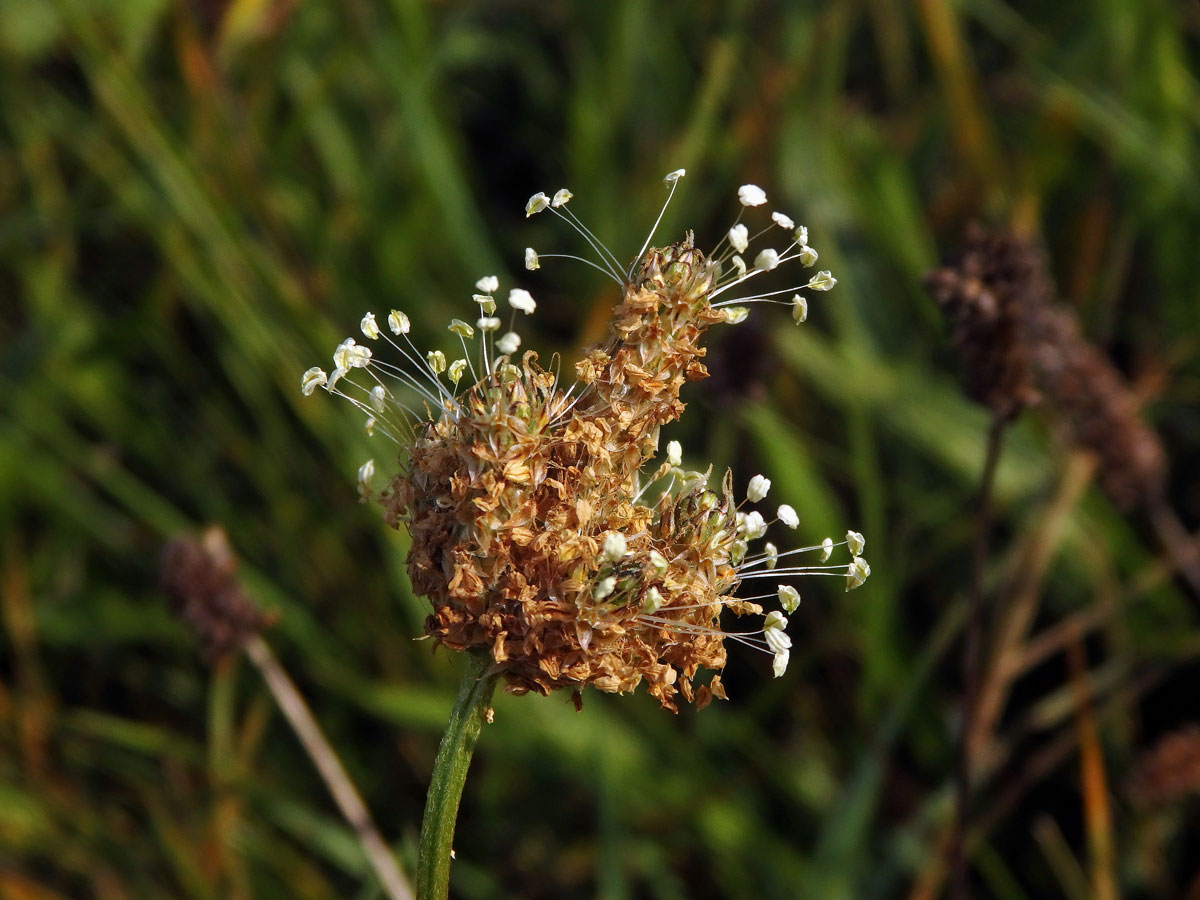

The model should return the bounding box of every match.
[417,651,499,900]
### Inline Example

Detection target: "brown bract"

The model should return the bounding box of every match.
[380,240,742,711]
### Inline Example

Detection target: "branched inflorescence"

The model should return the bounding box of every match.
[303,171,869,711]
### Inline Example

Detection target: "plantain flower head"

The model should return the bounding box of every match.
[303,173,869,711]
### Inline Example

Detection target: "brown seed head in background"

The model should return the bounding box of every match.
[1128,724,1200,809]
[927,224,1167,512]
[924,224,1044,423]
[1028,304,1166,511]
[160,527,269,662]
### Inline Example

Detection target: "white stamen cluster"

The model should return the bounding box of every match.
[699,183,837,326]
[300,268,549,451]
[625,432,871,679]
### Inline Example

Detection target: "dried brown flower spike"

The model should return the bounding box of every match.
[926,224,1167,512]
[923,224,1044,423]
[1028,304,1166,512]
[303,171,869,711]
[1128,725,1200,808]
[161,526,269,661]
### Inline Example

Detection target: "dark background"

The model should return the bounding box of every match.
[3,1,1200,897]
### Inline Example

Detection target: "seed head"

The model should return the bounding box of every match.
[1029,304,1165,510]
[303,174,870,710]
[1129,725,1200,808]
[927,224,1166,510]
[160,527,270,662]
[924,225,1043,422]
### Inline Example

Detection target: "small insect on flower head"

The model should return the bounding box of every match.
[302,171,869,711]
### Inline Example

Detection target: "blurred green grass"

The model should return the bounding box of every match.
[2,0,1200,897]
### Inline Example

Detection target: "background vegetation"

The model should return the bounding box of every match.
[3,0,1200,897]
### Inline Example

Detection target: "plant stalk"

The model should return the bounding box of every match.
[952,415,1006,900]
[243,635,415,900]
[417,651,499,900]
